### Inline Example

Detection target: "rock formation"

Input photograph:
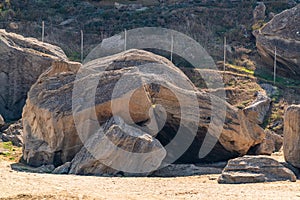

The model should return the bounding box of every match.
[218,156,297,184]
[0,115,4,127]
[284,105,300,168]
[22,60,82,167]
[0,29,68,121]
[151,163,223,177]
[1,119,23,147]
[257,129,283,155]
[68,116,166,176]
[52,162,71,174]
[249,129,283,156]
[22,49,265,175]
[253,2,266,22]
[243,92,271,125]
[254,4,300,77]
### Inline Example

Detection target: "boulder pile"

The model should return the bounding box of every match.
[22,49,266,175]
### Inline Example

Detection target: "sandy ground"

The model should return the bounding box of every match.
[0,158,300,200]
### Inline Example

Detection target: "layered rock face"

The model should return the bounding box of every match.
[22,60,82,167]
[254,4,300,76]
[68,116,166,176]
[284,105,300,168]
[218,156,296,184]
[22,49,265,174]
[0,29,68,121]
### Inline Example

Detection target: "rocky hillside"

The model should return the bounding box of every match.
[0,0,299,133]
[0,2,300,191]
[254,4,300,77]
[0,0,298,61]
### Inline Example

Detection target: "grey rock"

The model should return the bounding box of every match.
[0,114,4,126]
[219,172,266,184]
[253,2,266,22]
[1,120,23,147]
[8,22,18,30]
[282,162,300,179]
[269,12,276,19]
[284,105,300,168]
[11,163,55,173]
[253,129,283,155]
[260,83,278,97]
[0,29,68,121]
[35,164,55,173]
[69,116,166,176]
[52,162,71,174]
[151,164,223,177]
[254,5,300,77]
[243,92,271,124]
[114,2,143,11]
[218,156,296,184]
[59,18,75,26]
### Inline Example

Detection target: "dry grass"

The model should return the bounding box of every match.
[0,141,22,162]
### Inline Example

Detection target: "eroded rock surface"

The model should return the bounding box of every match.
[1,119,23,147]
[284,105,300,168]
[0,29,68,121]
[254,4,300,77]
[252,129,283,155]
[68,116,166,176]
[243,92,271,125]
[22,49,265,174]
[218,156,296,184]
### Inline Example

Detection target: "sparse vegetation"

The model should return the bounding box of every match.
[255,69,300,88]
[226,64,255,76]
[0,141,22,162]
[252,20,266,31]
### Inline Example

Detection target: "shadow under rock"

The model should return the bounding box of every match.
[282,162,300,179]
[9,161,227,178]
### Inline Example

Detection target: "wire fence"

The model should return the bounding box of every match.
[0,20,220,65]
[0,20,286,87]
[0,20,219,70]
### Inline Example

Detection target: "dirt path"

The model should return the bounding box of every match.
[0,160,300,200]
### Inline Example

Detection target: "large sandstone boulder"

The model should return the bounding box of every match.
[284,105,300,168]
[218,156,296,184]
[22,49,265,174]
[22,60,82,167]
[68,116,166,176]
[0,29,68,121]
[254,4,300,77]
